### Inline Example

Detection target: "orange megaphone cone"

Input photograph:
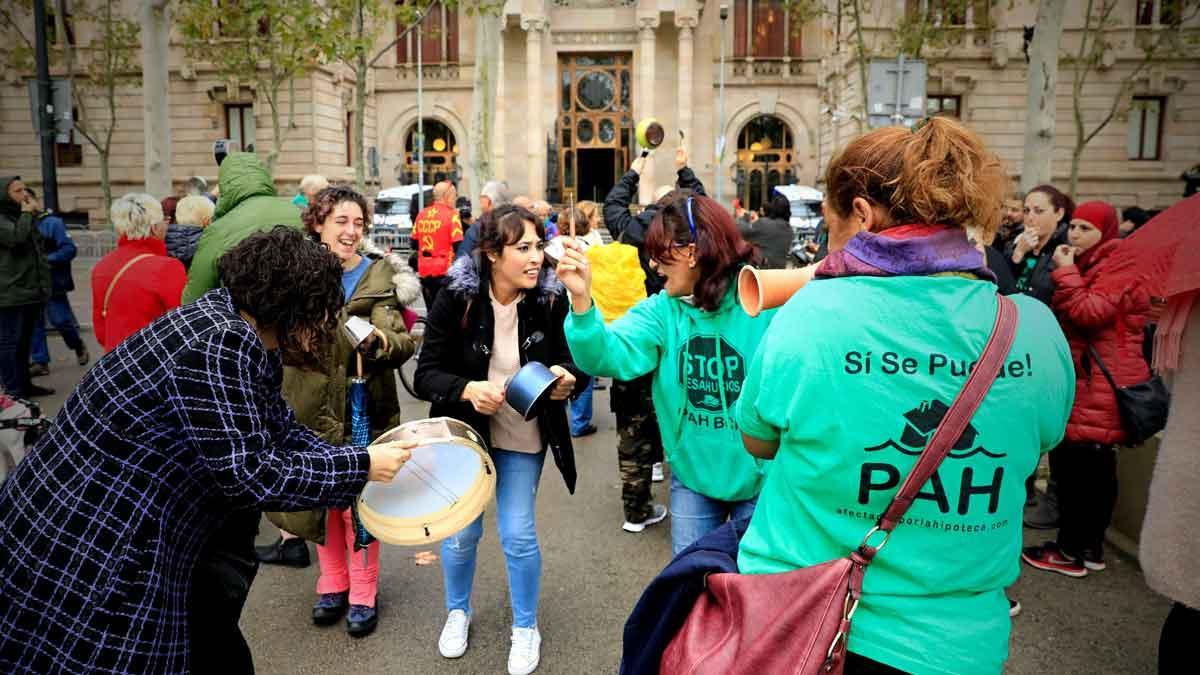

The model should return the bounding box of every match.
[738,265,817,317]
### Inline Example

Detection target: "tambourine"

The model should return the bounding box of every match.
[356,417,496,545]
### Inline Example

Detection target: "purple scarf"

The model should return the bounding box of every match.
[816,224,996,282]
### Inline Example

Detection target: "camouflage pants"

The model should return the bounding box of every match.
[612,375,664,523]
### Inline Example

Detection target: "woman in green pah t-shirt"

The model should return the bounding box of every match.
[557,191,777,554]
[735,117,1074,675]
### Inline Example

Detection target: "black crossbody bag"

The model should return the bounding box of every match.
[1088,345,1170,445]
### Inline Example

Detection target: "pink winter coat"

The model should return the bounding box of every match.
[1051,239,1152,445]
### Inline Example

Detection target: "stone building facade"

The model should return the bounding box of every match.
[1,0,1196,226]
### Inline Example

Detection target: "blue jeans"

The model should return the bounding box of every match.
[442,448,546,628]
[669,475,758,555]
[0,304,40,398]
[568,378,594,435]
[31,295,84,365]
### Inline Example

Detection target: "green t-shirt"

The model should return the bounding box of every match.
[735,276,1073,675]
[565,286,776,501]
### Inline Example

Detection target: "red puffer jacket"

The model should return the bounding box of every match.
[1051,239,1152,445]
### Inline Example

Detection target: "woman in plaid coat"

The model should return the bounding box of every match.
[0,227,412,674]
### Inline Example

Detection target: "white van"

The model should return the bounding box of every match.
[773,184,824,244]
[372,185,433,248]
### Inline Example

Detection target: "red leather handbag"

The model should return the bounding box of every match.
[661,295,1018,675]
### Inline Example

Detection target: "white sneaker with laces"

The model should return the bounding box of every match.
[508,625,541,675]
[651,462,665,482]
[438,609,470,658]
[623,503,669,533]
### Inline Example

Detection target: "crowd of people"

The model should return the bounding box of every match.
[0,112,1196,675]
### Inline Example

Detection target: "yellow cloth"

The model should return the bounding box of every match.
[585,242,647,323]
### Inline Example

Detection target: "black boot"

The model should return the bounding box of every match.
[312,591,349,626]
[346,604,378,638]
[254,536,311,568]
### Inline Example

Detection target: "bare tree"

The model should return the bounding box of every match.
[177,0,328,172]
[1066,0,1200,197]
[1,1,138,215]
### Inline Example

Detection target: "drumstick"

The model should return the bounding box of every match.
[569,193,576,239]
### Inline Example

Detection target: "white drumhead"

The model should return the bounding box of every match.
[361,442,484,517]
[358,417,496,546]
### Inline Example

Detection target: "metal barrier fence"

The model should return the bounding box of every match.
[72,231,118,259]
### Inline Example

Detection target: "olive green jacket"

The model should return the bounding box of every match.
[282,256,418,445]
[0,176,51,308]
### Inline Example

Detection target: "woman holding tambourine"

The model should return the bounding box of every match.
[414,204,588,675]
[278,187,418,638]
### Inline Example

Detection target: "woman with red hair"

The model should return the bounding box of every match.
[558,191,775,554]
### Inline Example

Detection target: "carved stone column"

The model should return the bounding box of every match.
[523,16,548,199]
[675,16,697,161]
[637,16,660,203]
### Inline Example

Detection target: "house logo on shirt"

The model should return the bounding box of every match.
[865,399,1006,460]
[857,399,1006,517]
[677,335,746,413]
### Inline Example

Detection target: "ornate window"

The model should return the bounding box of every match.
[733,1,801,59]
[1128,96,1165,161]
[926,94,961,118]
[396,2,458,64]
[903,1,991,28]
[224,103,255,153]
[1137,0,1182,25]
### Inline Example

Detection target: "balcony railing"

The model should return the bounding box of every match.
[724,57,819,81]
[393,62,462,81]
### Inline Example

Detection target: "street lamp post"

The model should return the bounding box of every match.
[416,17,424,210]
[717,4,728,207]
[33,0,58,212]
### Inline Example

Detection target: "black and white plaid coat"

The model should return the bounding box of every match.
[0,289,369,673]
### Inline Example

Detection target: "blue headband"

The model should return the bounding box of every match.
[685,196,698,242]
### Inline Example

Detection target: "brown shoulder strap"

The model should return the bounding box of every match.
[102,253,155,318]
[876,295,1019,532]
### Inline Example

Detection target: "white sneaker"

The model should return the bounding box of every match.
[651,462,665,482]
[508,625,541,675]
[438,609,470,658]
[623,504,669,533]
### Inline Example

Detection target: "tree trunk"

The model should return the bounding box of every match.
[468,10,500,208]
[355,61,368,191]
[1069,146,1084,200]
[141,0,172,197]
[352,0,368,191]
[1020,0,1067,193]
[266,86,282,173]
[99,150,112,222]
[101,14,117,218]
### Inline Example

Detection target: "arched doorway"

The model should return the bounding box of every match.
[734,115,796,213]
[403,119,458,185]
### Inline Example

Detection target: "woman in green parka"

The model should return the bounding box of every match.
[557,191,776,554]
[278,187,418,637]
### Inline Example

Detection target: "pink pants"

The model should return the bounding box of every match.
[315,508,380,607]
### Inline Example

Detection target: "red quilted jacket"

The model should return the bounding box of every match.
[1051,239,1152,445]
